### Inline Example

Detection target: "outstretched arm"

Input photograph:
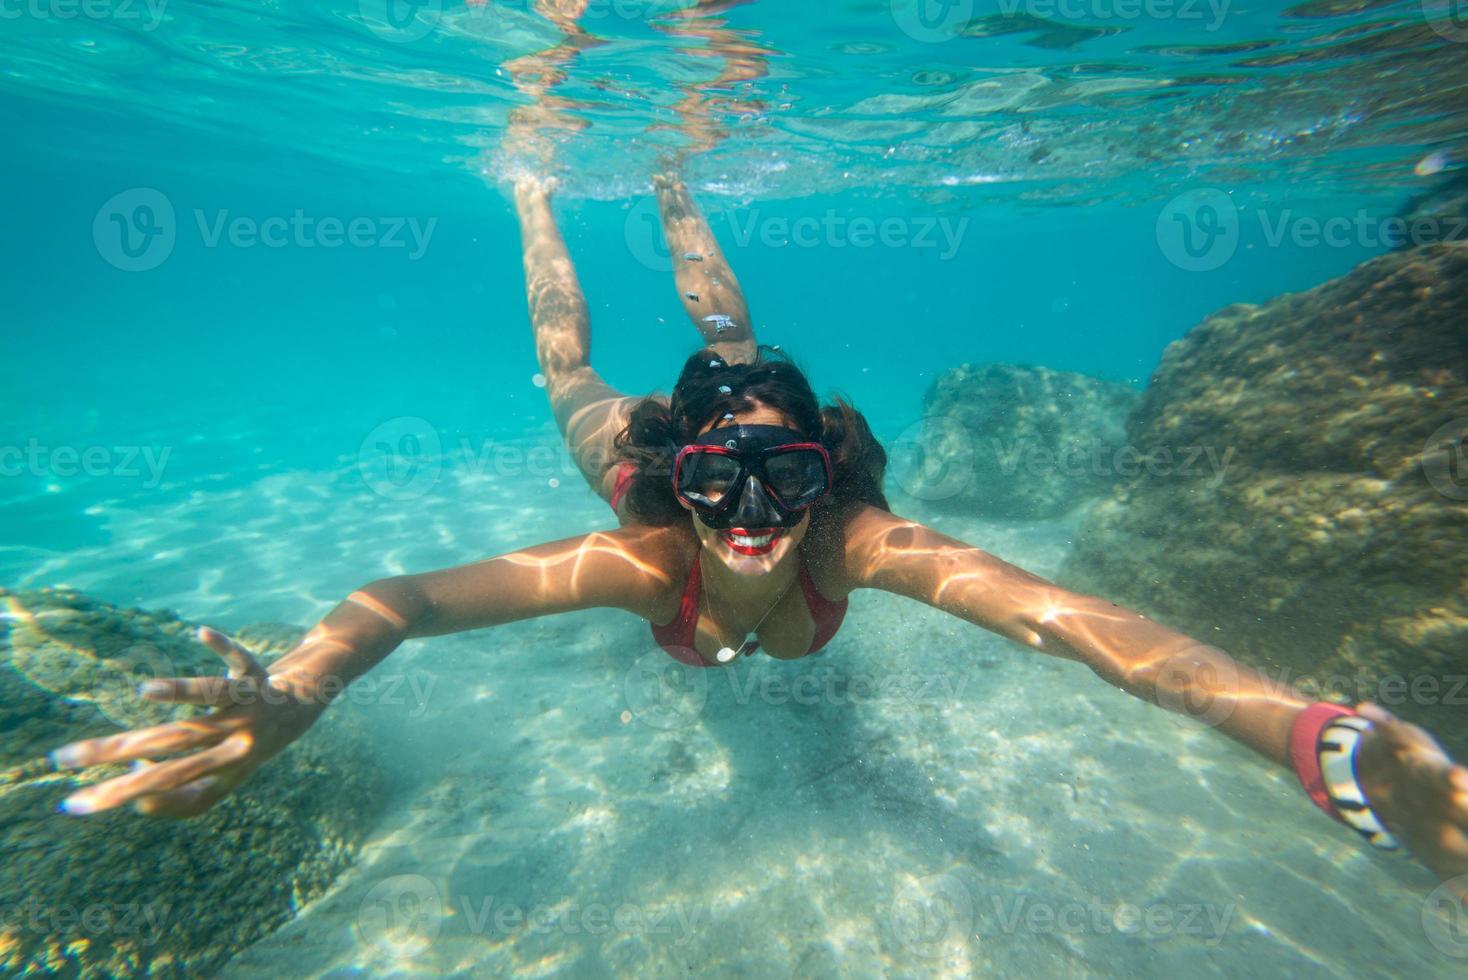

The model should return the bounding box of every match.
[49,525,685,817]
[841,505,1468,890]
[841,506,1304,761]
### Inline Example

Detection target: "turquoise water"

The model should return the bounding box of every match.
[4,0,1467,976]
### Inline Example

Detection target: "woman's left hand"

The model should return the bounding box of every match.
[1353,702,1468,898]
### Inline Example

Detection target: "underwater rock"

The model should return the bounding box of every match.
[1396,168,1468,247]
[0,587,382,978]
[907,362,1138,519]
[1060,242,1468,749]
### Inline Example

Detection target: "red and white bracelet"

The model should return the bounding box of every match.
[1288,702,1400,850]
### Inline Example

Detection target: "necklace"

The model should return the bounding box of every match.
[698,549,799,664]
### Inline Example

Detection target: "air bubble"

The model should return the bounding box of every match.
[718,385,732,394]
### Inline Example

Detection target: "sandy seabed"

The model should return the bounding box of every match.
[7,434,1459,978]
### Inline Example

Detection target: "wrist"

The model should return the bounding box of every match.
[1289,701,1354,817]
[1288,702,1399,850]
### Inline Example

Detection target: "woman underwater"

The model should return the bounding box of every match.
[45,169,1468,898]
[47,0,1468,902]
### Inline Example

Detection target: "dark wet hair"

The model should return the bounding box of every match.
[612,345,889,527]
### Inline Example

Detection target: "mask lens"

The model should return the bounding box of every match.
[678,451,743,507]
[763,448,829,509]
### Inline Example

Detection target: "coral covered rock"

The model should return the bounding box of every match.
[0,587,382,978]
[1060,243,1468,750]
[904,362,1138,518]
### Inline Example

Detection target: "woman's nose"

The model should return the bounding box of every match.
[731,477,780,528]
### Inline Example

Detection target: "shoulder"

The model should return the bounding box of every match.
[804,503,923,595]
[826,505,978,594]
[600,520,700,619]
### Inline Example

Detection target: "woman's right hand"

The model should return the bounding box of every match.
[50,627,327,818]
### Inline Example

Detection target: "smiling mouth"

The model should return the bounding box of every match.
[721,527,783,556]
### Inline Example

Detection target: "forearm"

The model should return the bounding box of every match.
[1018,590,1309,765]
[266,581,424,697]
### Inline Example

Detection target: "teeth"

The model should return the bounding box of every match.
[728,532,775,548]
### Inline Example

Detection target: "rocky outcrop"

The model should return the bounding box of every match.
[1397,168,1468,247]
[1060,243,1468,750]
[905,362,1138,519]
[0,588,382,978]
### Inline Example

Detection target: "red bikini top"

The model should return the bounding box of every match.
[651,553,847,667]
